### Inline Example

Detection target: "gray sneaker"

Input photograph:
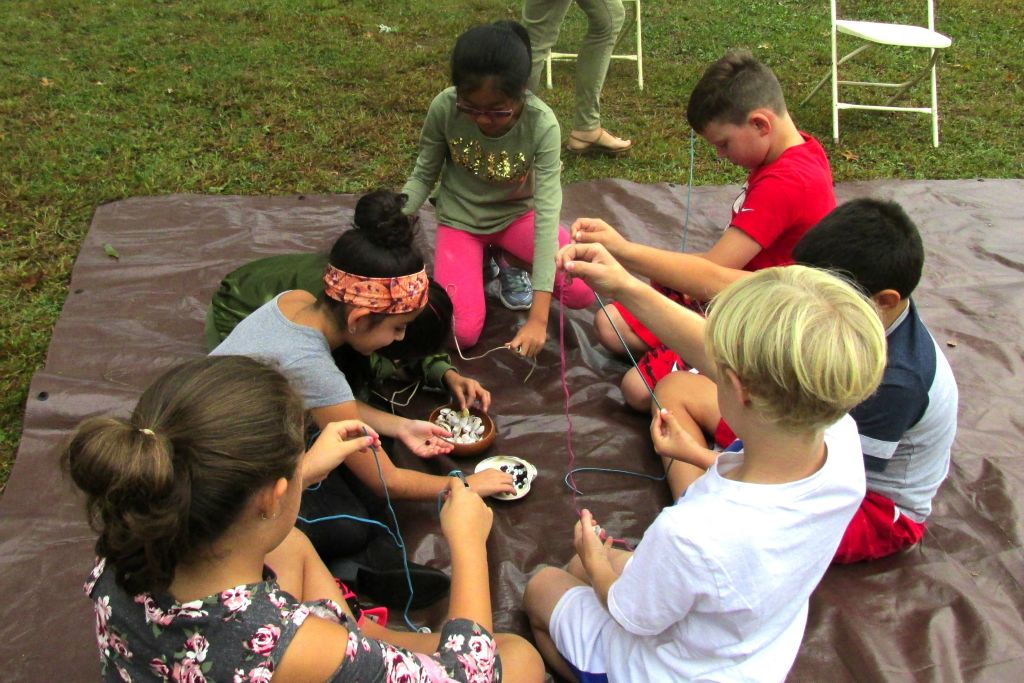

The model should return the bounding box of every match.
[498,266,533,310]
[483,256,500,280]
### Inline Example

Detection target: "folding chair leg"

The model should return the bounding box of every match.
[802,44,873,105]
[635,0,644,90]
[930,51,940,147]
[830,24,840,141]
[884,49,941,106]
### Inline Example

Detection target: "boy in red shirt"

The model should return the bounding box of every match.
[574,50,835,411]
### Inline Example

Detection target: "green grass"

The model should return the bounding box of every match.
[1,0,1022,494]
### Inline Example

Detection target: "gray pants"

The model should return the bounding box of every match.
[523,0,626,132]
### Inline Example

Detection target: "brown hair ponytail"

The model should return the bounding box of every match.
[63,356,305,595]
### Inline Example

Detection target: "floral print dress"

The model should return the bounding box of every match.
[85,557,501,682]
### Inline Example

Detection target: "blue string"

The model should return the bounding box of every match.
[563,466,668,495]
[567,141,706,493]
[300,429,422,633]
[436,470,468,516]
[682,128,695,252]
[593,292,665,413]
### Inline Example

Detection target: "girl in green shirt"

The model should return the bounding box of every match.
[402,21,594,359]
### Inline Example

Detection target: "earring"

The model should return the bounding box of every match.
[260,511,280,521]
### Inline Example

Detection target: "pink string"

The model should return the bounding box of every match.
[559,294,582,517]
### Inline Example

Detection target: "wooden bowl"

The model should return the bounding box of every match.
[428,404,496,458]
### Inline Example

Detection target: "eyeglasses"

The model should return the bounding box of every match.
[455,101,515,121]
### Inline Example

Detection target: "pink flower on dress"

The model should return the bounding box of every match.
[267,592,286,610]
[247,664,273,683]
[232,669,246,683]
[116,663,133,682]
[94,597,111,652]
[220,587,252,614]
[289,604,311,626]
[169,600,207,620]
[84,557,106,595]
[247,625,280,657]
[107,631,133,660]
[170,658,207,683]
[345,631,360,661]
[308,601,345,624]
[95,595,112,627]
[456,633,497,683]
[382,645,424,682]
[136,595,172,627]
[445,633,465,652]
[150,658,171,680]
[183,633,209,663]
[467,633,496,665]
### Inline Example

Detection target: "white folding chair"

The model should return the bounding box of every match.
[803,0,952,147]
[545,0,644,90]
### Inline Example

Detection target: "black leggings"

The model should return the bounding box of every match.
[296,465,387,562]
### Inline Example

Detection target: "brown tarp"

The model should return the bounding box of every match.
[1,179,1022,681]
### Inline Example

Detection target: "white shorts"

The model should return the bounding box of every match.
[549,585,619,676]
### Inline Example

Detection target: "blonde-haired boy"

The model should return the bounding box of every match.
[524,244,884,682]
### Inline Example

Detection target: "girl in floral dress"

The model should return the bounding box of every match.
[66,355,544,682]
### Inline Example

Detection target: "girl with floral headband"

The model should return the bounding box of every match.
[402,20,595,358]
[65,355,543,682]
[211,190,514,601]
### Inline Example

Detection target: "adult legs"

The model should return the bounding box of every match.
[525,0,631,152]
[572,0,626,132]
[524,0,574,93]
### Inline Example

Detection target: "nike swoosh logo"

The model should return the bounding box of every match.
[739,208,754,213]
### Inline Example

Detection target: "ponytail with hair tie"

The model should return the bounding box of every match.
[62,356,306,595]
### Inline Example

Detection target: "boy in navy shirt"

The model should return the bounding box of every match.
[652,199,959,561]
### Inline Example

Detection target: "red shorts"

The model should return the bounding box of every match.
[833,491,926,564]
[612,284,704,387]
[713,420,737,449]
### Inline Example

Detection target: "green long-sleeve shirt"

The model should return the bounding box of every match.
[401,86,563,292]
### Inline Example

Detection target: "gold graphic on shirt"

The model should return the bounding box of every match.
[450,137,529,182]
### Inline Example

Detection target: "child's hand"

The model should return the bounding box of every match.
[397,419,455,459]
[444,371,492,412]
[507,319,547,358]
[557,242,636,298]
[302,420,380,487]
[571,218,629,256]
[465,468,515,497]
[440,477,493,546]
[573,509,613,576]
[650,409,716,470]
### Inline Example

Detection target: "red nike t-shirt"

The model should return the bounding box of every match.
[728,132,836,271]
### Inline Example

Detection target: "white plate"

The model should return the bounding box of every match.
[475,455,538,501]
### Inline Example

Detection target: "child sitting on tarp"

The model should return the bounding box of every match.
[206,254,490,413]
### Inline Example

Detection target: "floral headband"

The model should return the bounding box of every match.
[323,264,429,314]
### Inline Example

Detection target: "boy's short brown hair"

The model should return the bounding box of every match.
[686,50,787,133]
[705,266,886,433]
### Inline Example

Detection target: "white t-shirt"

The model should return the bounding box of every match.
[604,416,865,682]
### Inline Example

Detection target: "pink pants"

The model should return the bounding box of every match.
[434,211,595,348]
